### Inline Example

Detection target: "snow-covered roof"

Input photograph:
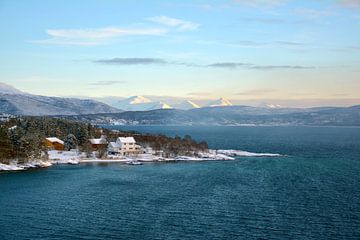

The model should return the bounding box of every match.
[109,142,120,148]
[117,137,136,143]
[89,138,108,145]
[46,137,64,145]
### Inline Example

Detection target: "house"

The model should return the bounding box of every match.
[108,137,143,156]
[88,135,108,150]
[45,137,65,150]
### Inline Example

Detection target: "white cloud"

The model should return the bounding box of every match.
[31,27,167,46]
[233,0,286,7]
[295,8,333,18]
[148,16,200,31]
[339,0,360,8]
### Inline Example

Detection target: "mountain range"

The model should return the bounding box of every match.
[111,95,231,111]
[1,82,359,126]
[61,105,360,127]
[0,83,236,115]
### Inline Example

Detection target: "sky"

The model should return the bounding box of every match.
[0,0,359,106]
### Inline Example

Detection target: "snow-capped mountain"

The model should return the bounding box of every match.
[174,100,200,110]
[116,96,172,111]
[206,98,233,107]
[128,95,152,104]
[0,82,25,95]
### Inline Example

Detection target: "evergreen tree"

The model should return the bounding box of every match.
[64,134,78,151]
[0,126,13,163]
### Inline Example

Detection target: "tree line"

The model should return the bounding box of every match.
[0,117,96,163]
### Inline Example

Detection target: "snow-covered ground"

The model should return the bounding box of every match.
[0,160,52,171]
[215,149,282,157]
[0,163,25,171]
[48,150,84,164]
[1,149,282,172]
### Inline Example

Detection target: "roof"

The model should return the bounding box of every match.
[117,137,136,143]
[109,142,120,148]
[89,138,108,145]
[46,137,64,145]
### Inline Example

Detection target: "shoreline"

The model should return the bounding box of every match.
[0,149,282,172]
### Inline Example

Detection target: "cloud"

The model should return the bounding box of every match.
[230,40,307,47]
[206,62,251,68]
[197,39,308,49]
[329,45,360,52]
[94,58,169,65]
[295,8,333,18]
[148,16,200,31]
[93,57,315,70]
[90,80,127,86]
[207,62,314,70]
[31,27,166,46]
[233,0,286,7]
[338,0,360,8]
[237,88,277,96]
[241,17,286,24]
[250,65,315,70]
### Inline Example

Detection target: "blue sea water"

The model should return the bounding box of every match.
[1,126,360,239]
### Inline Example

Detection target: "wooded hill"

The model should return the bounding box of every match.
[0,117,208,163]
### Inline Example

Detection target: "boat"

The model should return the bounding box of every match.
[126,161,142,165]
[67,160,79,165]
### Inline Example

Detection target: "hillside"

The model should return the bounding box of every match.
[0,82,120,116]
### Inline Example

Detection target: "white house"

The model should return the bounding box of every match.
[108,137,143,156]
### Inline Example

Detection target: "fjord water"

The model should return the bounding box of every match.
[1,126,360,239]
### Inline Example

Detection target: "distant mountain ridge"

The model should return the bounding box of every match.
[60,105,360,126]
[0,82,120,116]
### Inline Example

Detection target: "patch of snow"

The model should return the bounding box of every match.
[207,98,233,107]
[174,100,200,110]
[215,149,282,157]
[258,102,282,109]
[128,96,152,104]
[48,150,84,164]
[0,163,25,171]
[46,137,64,145]
[0,160,52,171]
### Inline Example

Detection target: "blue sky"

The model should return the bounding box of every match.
[0,0,359,106]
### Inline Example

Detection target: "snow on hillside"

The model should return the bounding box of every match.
[148,101,172,110]
[0,82,25,95]
[174,100,200,110]
[128,95,152,104]
[116,96,173,111]
[207,97,233,107]
[258,102,282,109]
